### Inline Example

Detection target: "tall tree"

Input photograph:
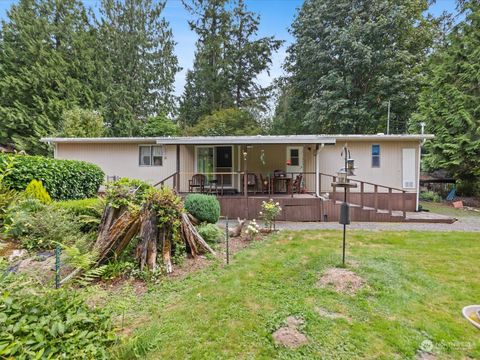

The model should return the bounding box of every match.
[179,0,281,126]
[98,0,180,136]
[227,0,282,109]
[179,0,232,127]
[0,0,100,154]
[272,0,436,135]
[411,0,480,189]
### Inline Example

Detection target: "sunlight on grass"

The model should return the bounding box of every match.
[110,230,480,359]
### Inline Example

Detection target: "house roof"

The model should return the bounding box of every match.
[41,134,433,145]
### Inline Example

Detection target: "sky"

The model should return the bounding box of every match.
[0,0,458,96]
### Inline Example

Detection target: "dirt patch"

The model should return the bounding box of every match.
[315,307,351,322]
[416,351,436,360]
[272,316,308,348]
[317,268,365,295]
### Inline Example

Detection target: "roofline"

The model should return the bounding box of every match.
[40,134,434,145]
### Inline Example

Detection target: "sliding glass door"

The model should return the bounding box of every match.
[195,146,233,187]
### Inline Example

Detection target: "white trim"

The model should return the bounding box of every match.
[194,145,234,189]
[138,144,164,167]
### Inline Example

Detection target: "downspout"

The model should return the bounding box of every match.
[416,123,426,211]
[315,143,325,197]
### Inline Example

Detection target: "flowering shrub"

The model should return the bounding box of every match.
[260,199,282,230]
[245,219,260,240]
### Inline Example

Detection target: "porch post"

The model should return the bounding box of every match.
[315,144,320,197]
[243,145,248,198]
[176,144,180,192]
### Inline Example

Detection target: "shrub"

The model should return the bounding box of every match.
[3,199,83,250]
[0,154,105,200]
[184,194,220,224]
[456,179,480,197]
[197,223,223,244]
[24,179,52,204]
[0,155,17,225]
[0,273,115,359]
[54,198,104,232]
[105,178,153,208]
[419,191,442,202]
[260,199,282,230]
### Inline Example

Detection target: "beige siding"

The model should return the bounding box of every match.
[318,141,419,192]
[56,142,177,185]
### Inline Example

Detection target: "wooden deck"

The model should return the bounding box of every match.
[180,192,455,223]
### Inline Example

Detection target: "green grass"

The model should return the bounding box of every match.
[420,201,480,217]
[109,231,480,359]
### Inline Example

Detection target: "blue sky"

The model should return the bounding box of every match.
[0,0,458,96]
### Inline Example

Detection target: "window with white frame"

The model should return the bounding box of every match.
[371,144,380,168]
[139,145,164,166]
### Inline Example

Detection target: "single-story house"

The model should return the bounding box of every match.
[41,134,434,222]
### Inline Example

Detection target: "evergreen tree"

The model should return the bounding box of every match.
[187,108,260,136]
[411,0,480,188]
[140,113,180,137]
[179,0,281,126]
[273,0,436,135]
[62,107,105,137]
[0,0,100,154]
[98,0,180,136]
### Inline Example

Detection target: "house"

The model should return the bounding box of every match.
[41,134,437,222]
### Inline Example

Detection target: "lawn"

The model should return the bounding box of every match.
[108,230,480,359]
[420,201,480,217]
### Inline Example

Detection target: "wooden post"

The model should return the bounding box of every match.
[388,188,393,215]
[374,185,378,210]
[243,146,248,198]
[176,145,180,192]
[402,191,406,218]
[360,182,364,208]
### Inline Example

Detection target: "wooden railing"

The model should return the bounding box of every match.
[318,172,411,218]
[153,171,179,190]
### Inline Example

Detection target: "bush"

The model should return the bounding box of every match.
[184,194,220,224]
[0,273,115,359]
[0,154,105,200]
[105,178,153,208]
[24,179,52,204]
[197,223,223,244]
[456,179,480,197]
[419,191,442,202]
[54,198,104,232]
[3,198,83,250]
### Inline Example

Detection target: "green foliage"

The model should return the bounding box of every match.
[411,0,480,184]
[98,0,180,136]
[0,0,104,155]
[62,241,98,270]
[187,108,261,136]
[0,274,115,359]
[141,114,180,137]
[272,0,437,135]
[105,178,153,209]
[3,198,83,251]
[184,194,220,224]
[24,179,52,204]
[62,107,105,137]
[456,179,480,197]
[100,261,136,281]
[419,191,442,203]
[0,154,105,201]
[54,198,104,232]
[197,223,223,244]
[0,155,17,225]
[179,0,281,126]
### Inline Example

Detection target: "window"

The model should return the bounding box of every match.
[372,144,380,168]
[290,148,299,166]
[139,145,163,166]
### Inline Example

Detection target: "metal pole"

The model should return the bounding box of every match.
[343,147,347,266]
[225,216,229,265]
[55,244,61,289]
[387,100,391,135]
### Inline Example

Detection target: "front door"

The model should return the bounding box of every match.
[286,146,303,175]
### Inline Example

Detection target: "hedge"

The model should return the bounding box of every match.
[184,194,220,224]
[0,154,105,200]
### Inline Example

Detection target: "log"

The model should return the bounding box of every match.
[136,208,158,271]
[180,213,216,256]
[162,225,173,273]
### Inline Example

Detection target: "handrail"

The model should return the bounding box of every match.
[153,171,178,188]
[318,172,412,193]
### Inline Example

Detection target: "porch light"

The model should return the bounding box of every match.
[243,150,248,161]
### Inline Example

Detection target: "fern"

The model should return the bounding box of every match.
[76,265,108,287]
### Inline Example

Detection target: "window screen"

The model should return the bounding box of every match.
[152,146,163,166]
[372,145,380,168]
[139,146,151,166]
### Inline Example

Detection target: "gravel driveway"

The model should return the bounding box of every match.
[220,216,480,232]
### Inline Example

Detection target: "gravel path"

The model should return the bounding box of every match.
[220,216,480,232]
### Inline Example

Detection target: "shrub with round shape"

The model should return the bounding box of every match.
[184,194,220,224]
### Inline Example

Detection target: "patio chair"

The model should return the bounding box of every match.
[259,174,271,194]
[242,173,258,195]
[292,174,304,194]
[189,174,206,193]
